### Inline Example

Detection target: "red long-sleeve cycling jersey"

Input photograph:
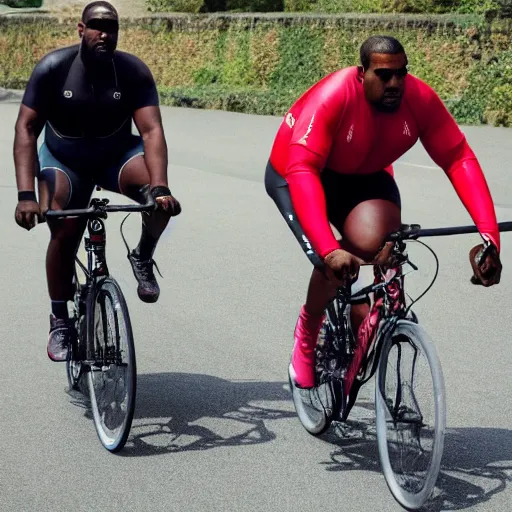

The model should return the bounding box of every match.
[269,66,500,258]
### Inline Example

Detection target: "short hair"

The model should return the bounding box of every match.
[81,1,118,22]
[359,36,406,70]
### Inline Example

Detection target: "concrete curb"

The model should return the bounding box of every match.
[0,88,23,103]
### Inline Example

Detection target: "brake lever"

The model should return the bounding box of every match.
[406,257,418,271]
[139,184,156,211]
[476,240,493,266]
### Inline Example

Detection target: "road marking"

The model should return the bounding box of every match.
[396,161,439,170]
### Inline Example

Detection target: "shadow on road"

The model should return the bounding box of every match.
[67,376,512,510]
[119,372,295,456]
[319,399,512,511]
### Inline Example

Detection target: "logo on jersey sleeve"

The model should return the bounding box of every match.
[298,114,315,145]
[63,90,73,99]
[285,113,295,128]
[347,123,354,143]
[113,92,122,100]
[403,120,411,137]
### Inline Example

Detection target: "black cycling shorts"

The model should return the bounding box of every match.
[38,135,144,210]
[264,160,401,268]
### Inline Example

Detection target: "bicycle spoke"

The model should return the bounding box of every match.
[376,323,445,509]
[88,278,136,452]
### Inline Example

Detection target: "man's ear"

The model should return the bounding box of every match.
[77,21,85,39]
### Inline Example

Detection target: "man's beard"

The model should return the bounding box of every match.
[81,40,114,64]
[374,93,402,113]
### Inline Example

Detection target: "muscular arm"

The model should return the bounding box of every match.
[419,88,500,251]
[133,106,168,188]
[128,56,169,189]
[285,146,339,259]
[14,105,45,193]
[14,53,50,195]
[284,101,342,259]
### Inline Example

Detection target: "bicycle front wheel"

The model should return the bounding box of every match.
[87,277,136,452]
[375,320,446,510]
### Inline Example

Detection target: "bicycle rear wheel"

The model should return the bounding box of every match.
[288,316,344,436]
[87,277,136,452]
[375,320,445,510]
[288,365,339,435]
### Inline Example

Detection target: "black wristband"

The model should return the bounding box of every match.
[150,185,172,199]
[18,191,37,202]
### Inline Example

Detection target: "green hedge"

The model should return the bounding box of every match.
[299,0,502,14]
[1,15,511,125]
[0,0,43,7]
[451,49,512,126]
[147,0,284,12]
[159,86,294,114]
[147,0,505,14]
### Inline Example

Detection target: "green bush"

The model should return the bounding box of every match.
[270,27,325,91]
[147,0,204,12]
[485,84,512,126]
[148,0,285,11]
[450,49,512,126]
[283,0,310,10]
[0,0,43,6]
[159,86,295,114]
[149,0,501,13]
[226,0,284,11]
[330,0,498,13]
[2,16,510,125]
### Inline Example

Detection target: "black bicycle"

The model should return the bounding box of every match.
[45,185,156,453]
[289,221,511,510]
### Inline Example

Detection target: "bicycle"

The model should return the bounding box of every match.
[288,221,512,510]
[45,185,156,453]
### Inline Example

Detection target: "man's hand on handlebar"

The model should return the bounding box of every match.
[150,186,181,216]
[469,242,502,287]
[15,197,41,231]
[324,248,363,287]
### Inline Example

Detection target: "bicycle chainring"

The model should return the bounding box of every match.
[315,317,354,385]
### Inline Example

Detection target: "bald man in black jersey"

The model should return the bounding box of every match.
[13,1,182,361]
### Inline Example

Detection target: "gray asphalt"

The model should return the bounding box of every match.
[1,102,512,512]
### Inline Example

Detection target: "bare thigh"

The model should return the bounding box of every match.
[38,168,87,242]
[117,155,151,204]
[332,199,402,262]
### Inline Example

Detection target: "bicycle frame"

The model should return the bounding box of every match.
[328,242,413,420]
[45,186,155,452]
[66,193,154,365]
[330,219,512,421]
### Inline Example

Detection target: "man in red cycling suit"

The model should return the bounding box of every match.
[265,35,502,389]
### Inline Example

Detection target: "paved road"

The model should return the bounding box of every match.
[1,103,512,512]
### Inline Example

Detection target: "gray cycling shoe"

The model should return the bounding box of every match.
[47,315,74,362]
[127,250,162,303]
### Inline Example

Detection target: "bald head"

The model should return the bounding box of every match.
[359,35,405,71]
[82,1,119,25]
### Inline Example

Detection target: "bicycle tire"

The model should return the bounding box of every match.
[375,320,446,510]
[66,274,86,392]
[288,312,347,436]
[288,364,339,435]
[87,277,136,452]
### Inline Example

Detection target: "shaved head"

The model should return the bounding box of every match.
[360,35,405,71]
[81,1,118,25]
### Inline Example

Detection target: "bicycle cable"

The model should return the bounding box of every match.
[403,239,440,317]
[119,213,133,256]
